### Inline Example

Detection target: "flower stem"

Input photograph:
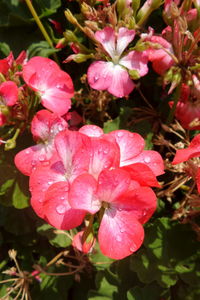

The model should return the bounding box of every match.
[24,0,59,64]
[166,83,182,125]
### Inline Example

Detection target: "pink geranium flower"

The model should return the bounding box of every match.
[69,168,157,259]
[14,110,68,176]
[23,56,74,115]
[87,27,148,97]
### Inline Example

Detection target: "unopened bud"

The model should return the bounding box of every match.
[64,53,94,63]
[55,38,67,49]
[65,10,79,27]
[164,67,174,83]
[128,69,140,80]
[134,41,149,51]
[0,104,9,116]
[5,138,16,151]
[63,30,78,42]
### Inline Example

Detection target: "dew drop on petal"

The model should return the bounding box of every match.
[103,149,108,154]
[25,149,30,154]
[48,181,53,185]
[39,155,46,162]
[58,124,64,131]
[56,204,66,214]
[144,156,151,163]
[117,131,124,137]
[120,228,125,233]
[60,196,65,200]
[116,235,122,242]
[94,75,99,82]
[31,160,37,166]
[130,244,136,252]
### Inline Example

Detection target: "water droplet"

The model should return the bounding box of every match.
[130,244,136,252]
[31,160,37,166]
[58,124,64,131]
[56,204,66,214]
[144,156,151,163]
[116,235,122,242]
[64,186,69,192]
[120,228,125,233]
[118,207,122,211]
[60,196,65,200]
[94,75,99,82]
[39,155,45,162]
[99,180,102,185]
[103,149,108,154]
[117,131,124,137]
[56,84,62,89]
[25,149,30,154]
[48,181,53,185]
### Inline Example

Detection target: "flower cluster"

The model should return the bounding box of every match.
[0,55,74,149]
[15,110,164,259]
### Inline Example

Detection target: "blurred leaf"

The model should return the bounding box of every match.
[103,117,120,133]
[34,0,62,18]
[127,283,170,300]
[28,40,58,57]
[0,42,10,56]
[37,223,71,248]
[89,243,114,270]
[12,181,29,209]
[88,271,118,299]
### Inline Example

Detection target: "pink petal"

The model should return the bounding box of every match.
[87,61,135,97]
[23,56,60,87]
[172,134,200,164]
[119,51,148,76]
[108,130,145,163]
[196,168,200,193]
[116,28,135,57]
[14,144,57,176]
[95,27,116,58]
[88,138,120,179]
[55,130,90,177]
[69,173,100,214]
[79,125,104,137]
[41,87,71,116]
[97,169,131,203]
[99,208,144,259]
[31,109,68,141]
[123,150,164,176]
[29,160,66,218]
[72,230,96,254]
[0,81,18,106]
[43,182,86,230]
[114,187,157,224]
[121,163,160,187]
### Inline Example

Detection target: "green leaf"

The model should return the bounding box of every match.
[12,181,29,209]
[88,271,118,299]
[28,41,58,58]
[37,223,71,248]
[0,42,10,56]
[127,283,170,300]
[89,243,114,270]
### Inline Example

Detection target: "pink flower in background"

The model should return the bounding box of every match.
[23,56,74,115]
[87,27,148,97]
[0,81,18,126]
[172,134,200,192]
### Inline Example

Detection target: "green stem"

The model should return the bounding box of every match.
[166,83,182,125]
[24,0,59,64]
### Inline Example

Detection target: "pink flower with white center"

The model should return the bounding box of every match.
[23,56,74,115]
[14,110,68,176]
[87,27,149,98]
[69,168,157,259]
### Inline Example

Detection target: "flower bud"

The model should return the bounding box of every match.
[128,69,140,80]
[63,30,78,42]
[65,9,79,27]
[64,53,94,63]
[55,38,67,49]
[5,138,16,151]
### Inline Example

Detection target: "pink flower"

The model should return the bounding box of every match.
[23,56,74,115]
[69,168,157,259]
[14,110,68,176]
[146,35,174,75]
[172,134,200,192]
[72,230,96,253]
[87,27,148,97]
